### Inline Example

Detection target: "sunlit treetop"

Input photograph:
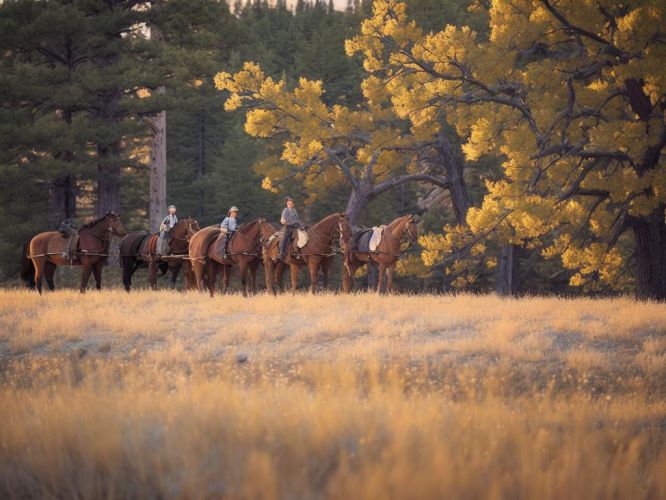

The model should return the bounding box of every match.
[214,60,451,218]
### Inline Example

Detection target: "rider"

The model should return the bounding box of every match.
[279,196,303,259]
[219,206,239,258]
[58,219,79,260]
[157,204,178,255]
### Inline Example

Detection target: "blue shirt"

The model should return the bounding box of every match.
[220,216,238,232]
[162,214,178,228]
[280,207,301,226]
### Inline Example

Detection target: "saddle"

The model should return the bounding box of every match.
[139,234,159,256]
[47,237,73,256]
[211,232,235,261]
[351,226,385,253]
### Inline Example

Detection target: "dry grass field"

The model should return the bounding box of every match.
[0,290,665,499]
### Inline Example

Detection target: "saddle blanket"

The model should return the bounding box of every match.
[297,229,309,248]
[267,229,308,249]
[369,225,386,252]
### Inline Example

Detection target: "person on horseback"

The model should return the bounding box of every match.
[157,204,178,255]
[279,196,303,259]
[218,206,239,258]
[58,218,79,260]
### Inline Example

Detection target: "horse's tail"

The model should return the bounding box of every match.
[20,241,36,289]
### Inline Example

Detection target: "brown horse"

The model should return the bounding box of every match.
[263,212,352,294]
[189,219,275,297]
[26,212,126,294]
[119,217,200,292]
[342,214,418,294]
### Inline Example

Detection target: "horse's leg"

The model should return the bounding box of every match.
[249,260,259,295]
[207,262,217,298]
[376,261,387,294]
[148,258,158,291]
[79,257,93,293]
[342,261,358,293]
[92,259,103,290]
[307,257,320,294]
[320,258,331,291]
[31,256,46,295]
[170,263,181,290]
[277,261,287,292]
[122,257,135,292]
[44,261,56,291]
[387,264,396,293]
[264,259,274,295]
[290,263,299,292]
[238,261,249,297]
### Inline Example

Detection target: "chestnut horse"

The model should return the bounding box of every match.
[263,212,352,294]
[342,214,418,293]
[189,219,275,297]
[119,217,200,292]
[25,212,126,293]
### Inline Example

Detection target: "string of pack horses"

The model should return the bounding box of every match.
[22,196,419,296]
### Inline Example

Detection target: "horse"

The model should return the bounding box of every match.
[25,212,126,294]
[263,212,352,294]
[188,219,275,297]
[119,217,200,292]
[342,214,418,294]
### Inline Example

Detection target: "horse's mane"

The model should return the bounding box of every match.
[312,212,343,229]
[80,214,112,230]
[388,215,411,228]
[237,218,262,234]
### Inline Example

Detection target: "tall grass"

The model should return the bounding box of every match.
[0,290,664,498]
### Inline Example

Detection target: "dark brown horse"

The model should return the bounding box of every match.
[342,215,418,293]
[189,219,275,297]
[25,212,126,293]
[119,217,200,292]
[263,212,352,294]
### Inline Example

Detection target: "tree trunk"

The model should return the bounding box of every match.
[148,17,167,231]
[196,107,206,218]
[633,208,666,301]
[49,174,76,228]
[437,133,470,225]
[496,243,519,296]
[148,96,167,232]
[345,185,372,226]
[97,143,121,216]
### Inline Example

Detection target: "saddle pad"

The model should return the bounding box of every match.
[369,225,386,252]
[47,237,70,256]
[297,229,309,248]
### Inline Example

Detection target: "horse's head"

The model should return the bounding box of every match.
[338,212,353,249]
[258,218,276,243]
[184,217,201,238]
[107,212,126,237]
[404,214,418,245]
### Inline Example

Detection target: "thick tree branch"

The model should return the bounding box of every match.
[368,173,450,198]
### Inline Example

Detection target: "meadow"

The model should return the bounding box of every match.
[0,290,665,499]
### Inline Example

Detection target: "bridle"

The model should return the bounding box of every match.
[171,219,197,243]
[404,220,418,246]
